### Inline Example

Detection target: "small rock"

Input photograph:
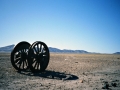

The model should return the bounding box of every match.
[83,72,85,75]
[100,78,104,80]
[111,82,117,87]
[102,82,109,89]
[112,80,119,82]
[80,79,84,83]
[40,83,42,86]
[105,74,108,76]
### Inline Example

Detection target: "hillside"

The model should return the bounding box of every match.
[0,44,119,54]
[0,44,15,52]
[0,45,88,53]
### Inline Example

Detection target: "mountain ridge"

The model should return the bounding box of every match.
[49,47,89,53]
[0,44,88,53]
[0,44,119,54]
[0,44,15,52]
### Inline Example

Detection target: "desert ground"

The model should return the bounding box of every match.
[0,53,120,90]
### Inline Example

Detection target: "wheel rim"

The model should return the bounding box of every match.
[28,41,49,72]
[11,42,30,71]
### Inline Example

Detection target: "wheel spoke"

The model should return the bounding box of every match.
[37,62,39,70]
[40,44,42,52]
[32,58,36,64]
[41,47,44,53]
[24,61,27,68]
[23,60,24,69]
[17,59,21,64]
[24,49,26,53]
[34,61,37,69]
[37,44,39,53]
[19,61,22,68]
[34,47,38,54]
[15,57,21,63]
[25,60,28,66]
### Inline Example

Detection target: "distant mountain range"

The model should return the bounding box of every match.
[113,52,120,54]
[0,44,119,54]
[49,47,89,53]
[0,44,15,52]
[0,44,88,53]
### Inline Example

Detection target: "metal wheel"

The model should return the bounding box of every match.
[11,41,30,71]
[28,41,50,72]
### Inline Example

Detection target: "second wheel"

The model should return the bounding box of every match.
[28,41,50,72]
[11,41,30,71]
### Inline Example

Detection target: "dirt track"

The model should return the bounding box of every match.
[0,53,120,90]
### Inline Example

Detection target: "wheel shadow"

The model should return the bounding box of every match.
[17,70,79,80]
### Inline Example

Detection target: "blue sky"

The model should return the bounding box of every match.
[0,0,120,53]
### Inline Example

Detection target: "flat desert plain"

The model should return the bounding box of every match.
[0,53,120,90]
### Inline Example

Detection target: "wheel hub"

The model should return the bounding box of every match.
[21,52,27,60]
[36,53,43,62]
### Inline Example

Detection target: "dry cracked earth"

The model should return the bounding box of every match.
[0,53,120,90]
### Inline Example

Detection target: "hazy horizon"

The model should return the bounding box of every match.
[0,44,119,54]
[0,0,120,53]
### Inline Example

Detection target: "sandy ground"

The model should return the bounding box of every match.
[0,53,120,90]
